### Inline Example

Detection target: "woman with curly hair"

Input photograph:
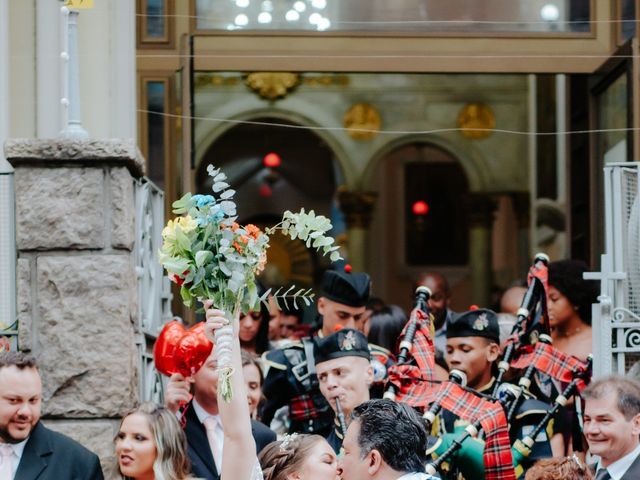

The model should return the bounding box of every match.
[524,456,594,480]
[258,434,340,480]
[548,259,598,361]
[115,402,194,480]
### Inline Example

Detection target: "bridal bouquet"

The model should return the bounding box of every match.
[158,165,341,400]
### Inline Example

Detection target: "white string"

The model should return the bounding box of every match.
[135,53,638,60]
[139,109,636,138]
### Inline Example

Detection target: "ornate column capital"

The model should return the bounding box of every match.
[337,187,378,229]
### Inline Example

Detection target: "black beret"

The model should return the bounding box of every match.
[446,308,500,344]
[314,328,370,364]
[321,270,371,307]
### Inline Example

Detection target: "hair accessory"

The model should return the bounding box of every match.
[279,433,299,452]
[570,454,584,470]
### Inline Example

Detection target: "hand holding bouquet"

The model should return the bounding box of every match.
[158,165,341,401]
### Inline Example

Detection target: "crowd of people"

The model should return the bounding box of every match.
[1,259,640,480]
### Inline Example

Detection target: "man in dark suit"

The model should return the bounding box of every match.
[0,351,103,480]
[583,376,640,480]
[166,350,276,480]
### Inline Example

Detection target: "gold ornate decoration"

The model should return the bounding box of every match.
[245,72,300,100]
[343,103,381,140]
[337,187,378,229]
[457,103,495,139]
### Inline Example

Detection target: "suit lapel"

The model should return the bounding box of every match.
[621,451,640,480]
[184,403,218,478]
[14,423,51,480]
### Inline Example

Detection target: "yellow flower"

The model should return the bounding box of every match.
[162,215,197,240]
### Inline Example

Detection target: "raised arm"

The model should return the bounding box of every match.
[204,300,258,480]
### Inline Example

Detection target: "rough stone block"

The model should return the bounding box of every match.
[110,167,135,250]
[17,258,32,351]
[44,419,119,480]
[37,255,138,417]
[15,167,105,250]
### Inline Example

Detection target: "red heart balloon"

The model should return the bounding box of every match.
[154,321,186,376]
[174,323,214,377]
[154,321,213,377]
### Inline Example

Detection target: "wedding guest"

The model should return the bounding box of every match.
[524,456,593,480]
[115,402,193,479]
[241,350,265,421]
[365,305,407,352]
[548,259,598,361]
[414,271,455,356]
[0,351,104,479]
[583,376,640,480]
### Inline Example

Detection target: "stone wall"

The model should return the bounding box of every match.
[5,138,146,479]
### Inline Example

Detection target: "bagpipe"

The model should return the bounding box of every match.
[384,286,434,404]
[382,254,594,480]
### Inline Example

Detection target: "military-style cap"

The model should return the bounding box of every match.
[446,308,500,344]
[321,268,371,307]
[314,328,370,364]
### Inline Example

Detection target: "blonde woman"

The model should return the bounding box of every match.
[115,402,194,480]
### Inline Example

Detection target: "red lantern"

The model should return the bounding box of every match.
[263,152,281,168]
[412,200,429,216]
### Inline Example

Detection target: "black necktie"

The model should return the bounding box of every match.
[595,468,611,480]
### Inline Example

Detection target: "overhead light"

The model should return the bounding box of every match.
[293,1,306,13]
[317,17,331,30]
[235,0,250,7]
[234,13,249,26]
[311,0,327,8]
[540,4,560,22]
[309,12,322,25]
[285,9,300,21]
[257,11,272,24]
[261,0,273,12]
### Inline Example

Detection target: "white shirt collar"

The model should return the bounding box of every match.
[192,397,220,425]
[597,443,640,480]
[2,437,28,477]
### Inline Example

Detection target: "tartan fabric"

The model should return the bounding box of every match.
[289,394,320,421]
[511,341,590,392]
[385,308,437,406]
[436,382,515,480]
[525,260,550,336]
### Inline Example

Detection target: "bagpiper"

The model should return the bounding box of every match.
[261,266,371,435]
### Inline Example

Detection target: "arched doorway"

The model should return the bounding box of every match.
[368,142,472,311]
[195,116,344,290]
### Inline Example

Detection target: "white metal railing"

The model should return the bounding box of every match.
[134,178,173,402]
[0,161,16,351]
[587,162,640,377]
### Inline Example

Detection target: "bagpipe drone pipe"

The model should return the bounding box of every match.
[383,285,433,403]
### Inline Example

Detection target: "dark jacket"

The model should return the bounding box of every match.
[184,401,276,480]
[14,422,104,480]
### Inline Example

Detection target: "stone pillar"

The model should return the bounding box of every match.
[336,188,377,273]
[5,138,146,478]
[511,192,531,276]
[468,193,497,306]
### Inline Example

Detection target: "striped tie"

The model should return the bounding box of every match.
[595,468,611,480]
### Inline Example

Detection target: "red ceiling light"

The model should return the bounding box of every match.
[263,152,281,168]
[411,200,429,216]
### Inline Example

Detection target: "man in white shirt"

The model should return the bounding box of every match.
[583,376,640,480]
[0,351,103,480]
[339,399,437,480]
